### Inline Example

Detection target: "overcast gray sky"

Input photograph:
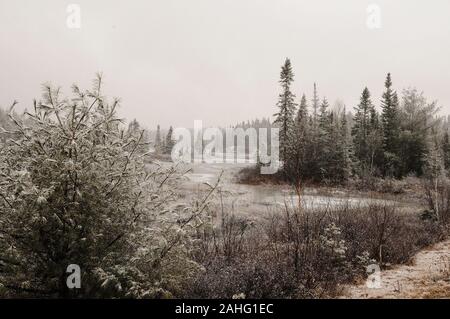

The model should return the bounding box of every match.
[1,0,450,128]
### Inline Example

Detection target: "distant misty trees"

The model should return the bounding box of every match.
[235,118,272,130]
[273,59,447,185]
[126,121,175,156]
[153,124,175,155]
[127,119,151,155]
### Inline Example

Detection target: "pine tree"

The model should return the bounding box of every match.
[327,107,351,183]
[127,119,149,154]
[397,88,440,177]
[273,58,296,164]
[296,94,308,128]
[318,98,331,141]
[317,98,332,179]
[128,119,140,134]
[293,94,309,155]
[380,73,400,176]
[307,83,322,175]
[352,87,377,173]
[294,94,309,156]
[155,124,162,153]
[165,126,175,154]
[0,76,188,297]
[287,94,310,184]
[338,107,352,181]
[312,83,320,130]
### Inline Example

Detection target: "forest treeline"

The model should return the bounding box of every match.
[126,120,174,156]
[273,58,450,185]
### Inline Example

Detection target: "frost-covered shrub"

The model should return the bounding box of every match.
[184,200,446,299]
[0,76,202,298]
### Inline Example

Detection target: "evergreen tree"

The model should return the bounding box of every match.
[294,94,310,161]
[194,130,204,161]
[286,94,310,184]
[128,119,140,134]
[327,108,351,183]
[310,83,320,168]
[165,126,175,154]
[338,107,352,181]
[127,119,149,154]
[155,124,162,153]
[352,87,381,174]
[273,58,296,164]
[0,77,189,298]
[380,73,400,176]
[296,94,308,128]
[317,98,332,179]
[397,88,440,176]
[312,83,320,130]
[318,98,331,144]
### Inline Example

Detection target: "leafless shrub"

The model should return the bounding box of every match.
[422,177,450,226]
[182,193,446,298]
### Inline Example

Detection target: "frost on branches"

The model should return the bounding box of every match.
[0,75,209,298]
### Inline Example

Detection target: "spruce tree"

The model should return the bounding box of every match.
[318,98,331,140]
[310,83,320,161]
[287,94,310,184]
[295,95,309,155]
[273,58,296,164]
[352,87,376,173]
[165,126,175,154]
[326,108,350,183]
[128,119,140,134]
[127,119,149,154]
[155,124,162,153]
[338,107,352,181]
[0,77,189,297]
[380,73,400,176]
[317,98,332,179]
[397,88,440,177]
[312,83,320,130]
[293,94,309,155]
[296,94,308,128]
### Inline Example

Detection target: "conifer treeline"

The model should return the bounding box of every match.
[126,120,174,155]
[152,124,174,154]
[273,58,447,184]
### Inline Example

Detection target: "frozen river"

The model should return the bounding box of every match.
[180,162,402,213]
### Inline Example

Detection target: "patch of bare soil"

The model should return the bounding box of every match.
[343,239,450,299]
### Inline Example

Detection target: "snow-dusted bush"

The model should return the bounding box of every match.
[0,75,204,298]
[185,200,445,298]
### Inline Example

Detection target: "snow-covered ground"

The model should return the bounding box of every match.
[343,239,450,299]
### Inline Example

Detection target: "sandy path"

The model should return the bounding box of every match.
[343,239,450,299]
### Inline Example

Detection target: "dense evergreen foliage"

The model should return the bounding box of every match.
[272,59,446,185]
[273,58,297,163]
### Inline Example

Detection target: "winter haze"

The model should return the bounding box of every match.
[1,0,450,128]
